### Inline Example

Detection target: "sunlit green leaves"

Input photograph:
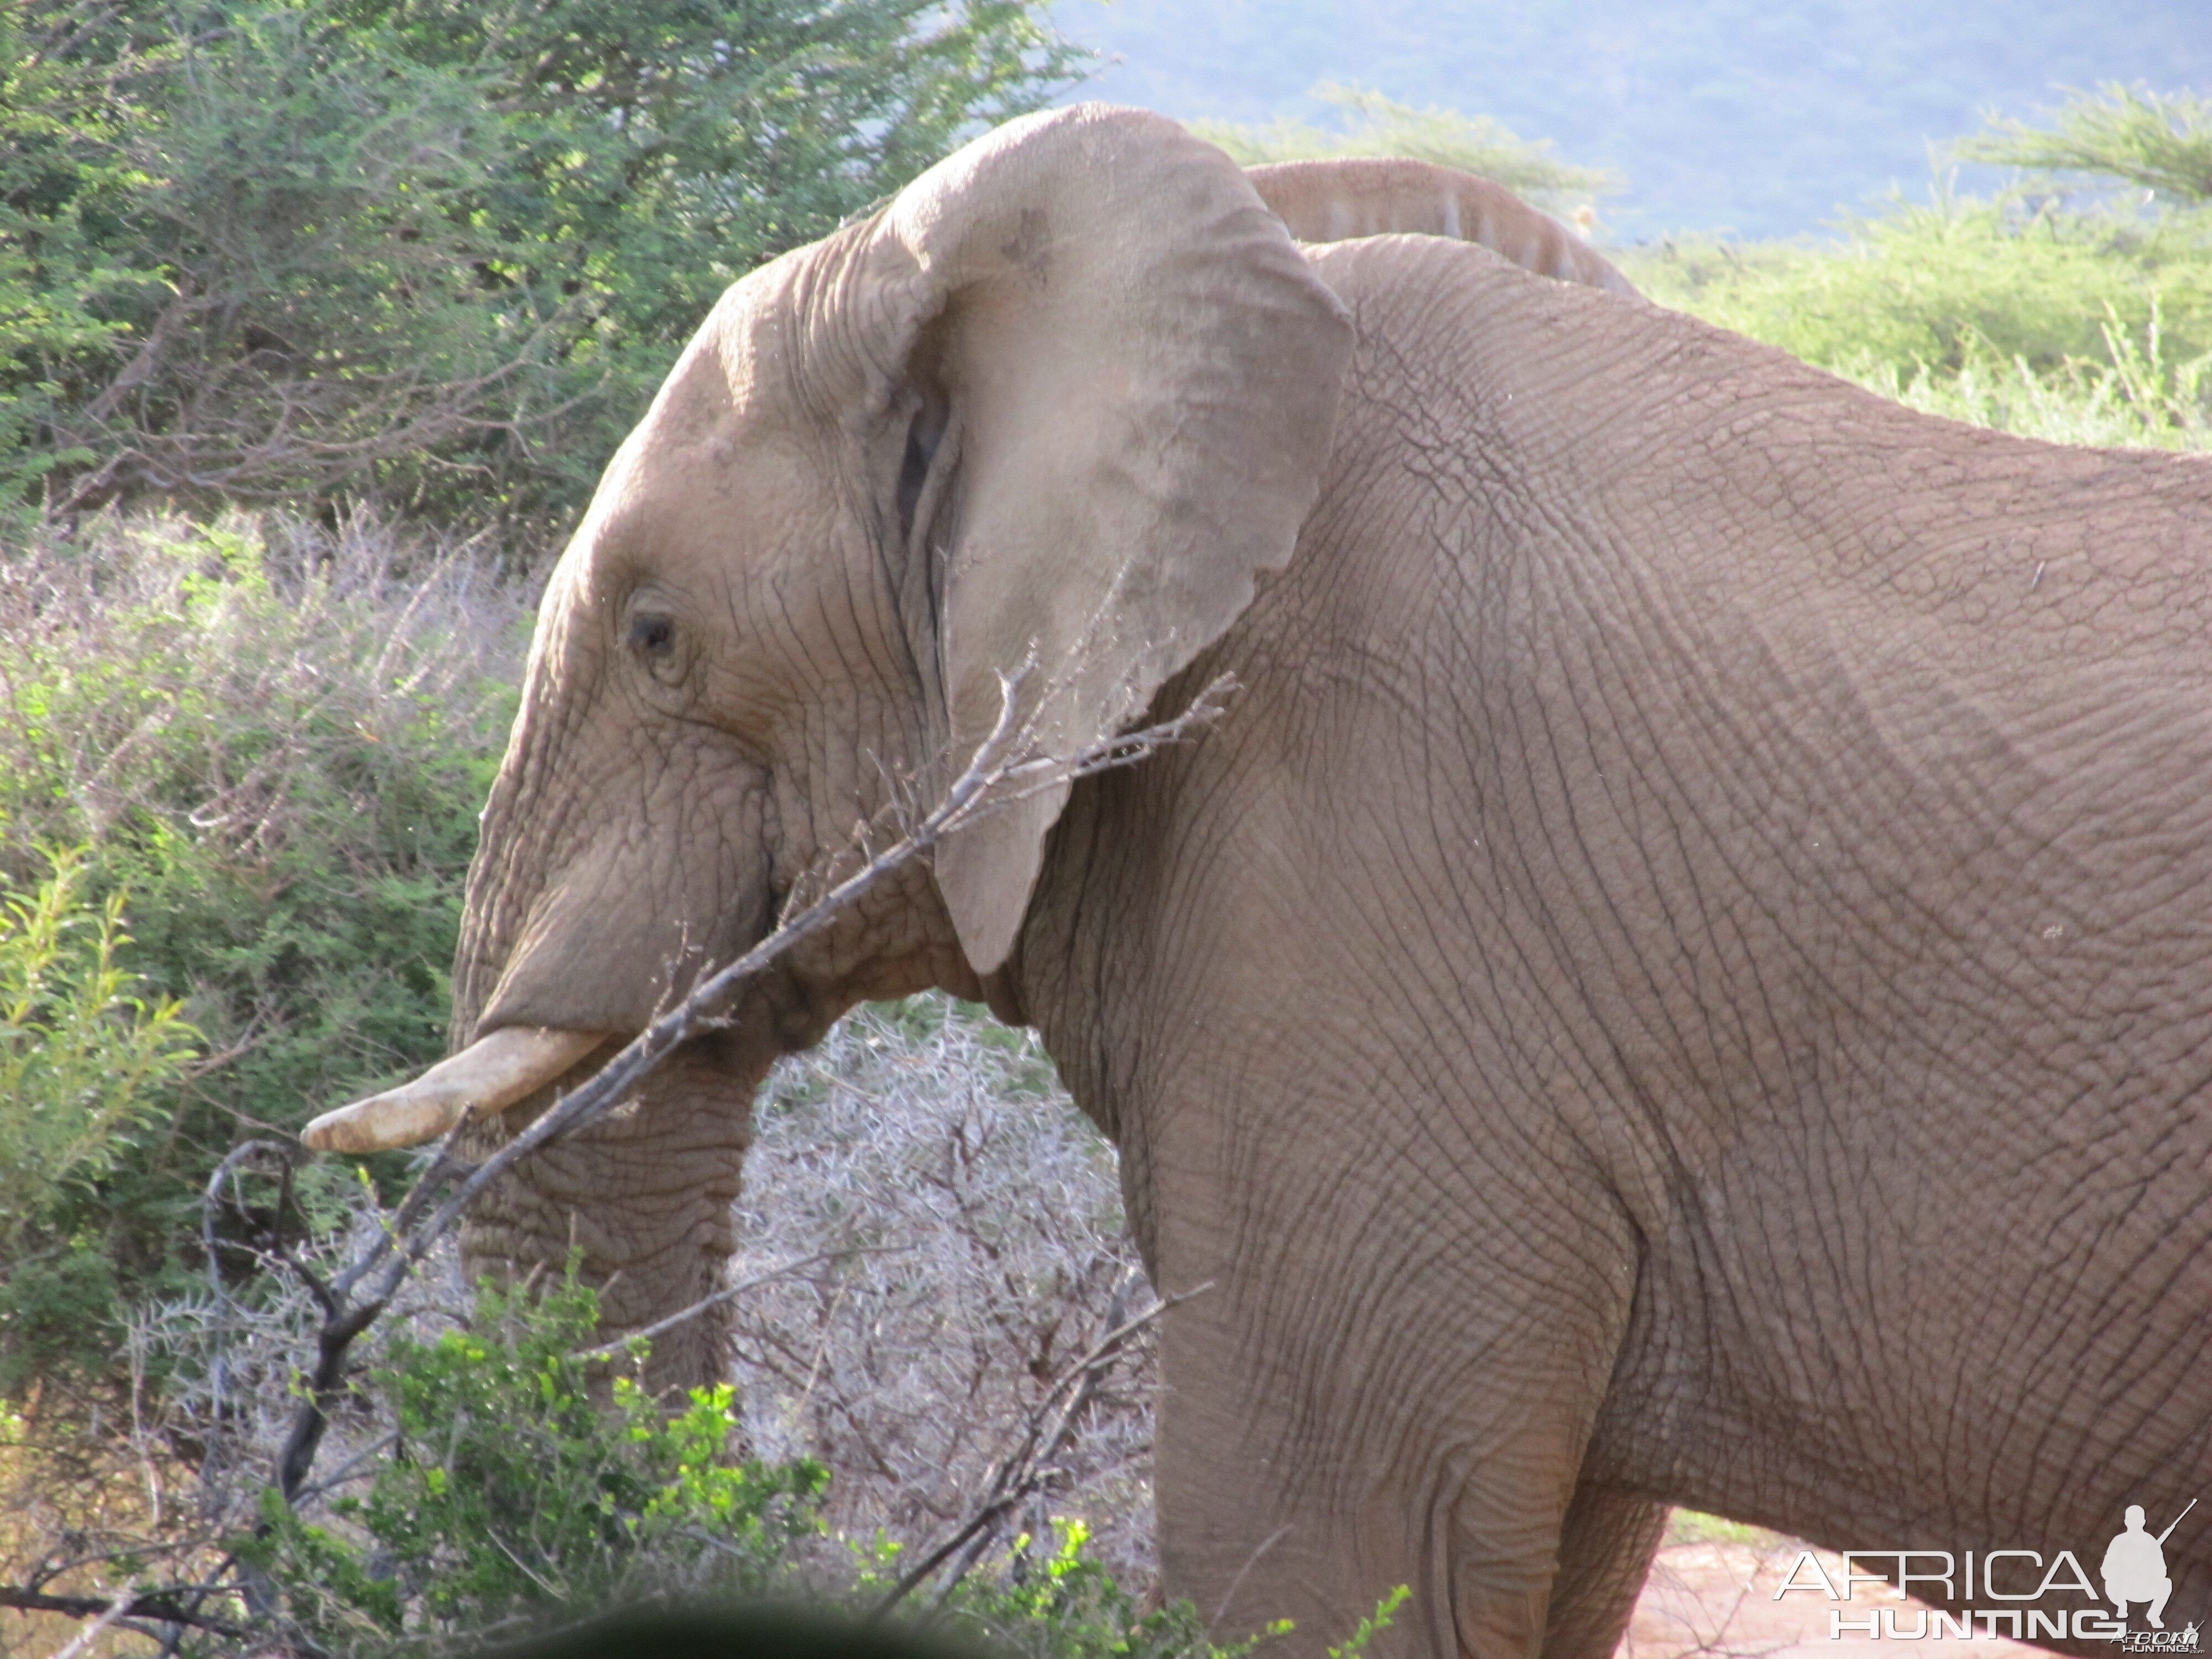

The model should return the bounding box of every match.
[0,843,200,1251]
[1960,83,2212,206]
[244,1271,827,1650]
[1191,81,1615,215]
[2,0,1085,531]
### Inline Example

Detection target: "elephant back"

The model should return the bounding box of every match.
[1246,155,1637,296]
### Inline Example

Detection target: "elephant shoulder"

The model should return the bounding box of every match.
[1296,232,1666,383]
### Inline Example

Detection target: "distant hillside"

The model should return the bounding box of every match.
[1046,0,2212,239]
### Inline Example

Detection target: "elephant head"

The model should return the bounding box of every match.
[304,105,1353,1383]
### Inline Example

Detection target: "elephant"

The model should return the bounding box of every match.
[303,105,2212,1656]
[1244,156,1635,296]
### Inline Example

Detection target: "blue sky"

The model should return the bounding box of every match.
[1046,0,2212,239]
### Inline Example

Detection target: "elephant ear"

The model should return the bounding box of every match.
[856,105,1353,973]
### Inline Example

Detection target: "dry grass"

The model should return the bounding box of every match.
[0,508,531,857]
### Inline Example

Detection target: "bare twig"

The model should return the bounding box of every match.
[197,1138,299,1428]
[258,669,1234,1510]
[569,1246,912,1363]
[200,1139,297,1305]
[4,1585,246,1643]
[871,1279,1209,1616]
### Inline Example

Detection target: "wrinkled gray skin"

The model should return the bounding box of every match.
[366,107,2212,1656]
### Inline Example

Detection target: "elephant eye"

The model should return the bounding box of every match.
[626,610,687,687]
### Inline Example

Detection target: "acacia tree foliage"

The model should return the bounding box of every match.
[0,0,1083,533]
[1959,83,2212,206]
[1189,82,1616,216]
[1628,85,2212,445]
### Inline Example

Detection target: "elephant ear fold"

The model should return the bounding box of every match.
[863,104,1353,973]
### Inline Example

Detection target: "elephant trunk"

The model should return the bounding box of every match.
[312,549,782,1394]
[451,1040,765,1395]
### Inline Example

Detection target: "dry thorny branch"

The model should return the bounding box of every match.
[871,1279,1206,1617]
[724,995,1161,1589]
[46,666,1234,1639]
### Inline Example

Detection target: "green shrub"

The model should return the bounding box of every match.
[0,512,524,1383]
[912,1520,1298,1659]
[0,3,158,517]
[0,844,200,1384]
[1191,82,1614,215]
[0,845,200,1243]
[243,1274,830,1652]
[1,0,1085,531]
[1626,86,2212,453]
[1630,204,2212,453]
[237,1270,1307,1659]
[1850,307,2210,450]
[1631,190,2212,382]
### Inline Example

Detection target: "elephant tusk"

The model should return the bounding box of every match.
[300,1027,608,1154]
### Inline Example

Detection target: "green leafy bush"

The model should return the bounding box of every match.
[0,844,199,1381]
[912,1520,1297,1659]
[1,0,1084,531]
[0,512,524,1383]
[237,1269,1308,1658]
[1631,189,2212,384]
[244,1273,830,1651]
[1847,305,2210,448]
[1625,86,2212,452]
[0,844,200,1243]
[0,3,158,515]
[1191,82,1614,215]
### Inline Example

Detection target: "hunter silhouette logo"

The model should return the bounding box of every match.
[2105,1502,2192,1629]
[1775,1499,2200,1643]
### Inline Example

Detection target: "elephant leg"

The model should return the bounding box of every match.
[1115,1027,1646,1655]
[1154,1278,1637,1658]
[1540,1485,1669,1659]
